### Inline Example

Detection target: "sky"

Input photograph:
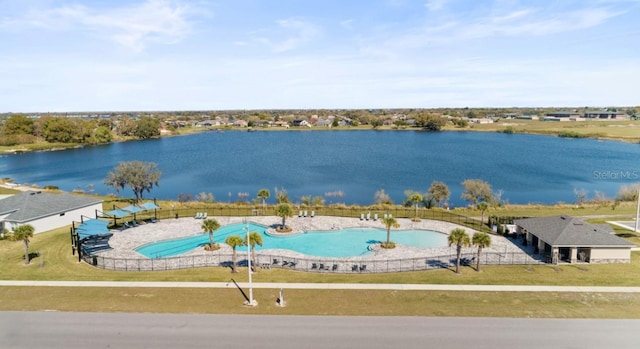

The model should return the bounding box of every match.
[1,0,639,112]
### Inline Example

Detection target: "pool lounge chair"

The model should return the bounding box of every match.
[373,213,378,221]
[311,211,315,218]
[319,263,326,270]
[332,264,338,271]
[366,212,371,221]
[352,264,359,272]
[303,210,308,217]
[194,212,202,219]
[360,213,365,220]
[123,221,131,229]
[201,212,207,219]
[359,264,367,272]
[299,210,303,217]
[311,263,318,269]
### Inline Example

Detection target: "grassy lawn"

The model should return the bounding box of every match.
[2,226,640,287]
[2,212,640,317]
[1,287,638,318]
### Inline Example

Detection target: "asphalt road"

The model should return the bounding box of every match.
[2,312,640,349]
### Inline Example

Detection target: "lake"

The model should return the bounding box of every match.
[1,130,638,206]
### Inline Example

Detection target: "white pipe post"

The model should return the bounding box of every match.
[245,219,256,306]
[635,187,640,233]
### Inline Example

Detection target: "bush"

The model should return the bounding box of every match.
[380,241,396,249]
[204,243,220,251]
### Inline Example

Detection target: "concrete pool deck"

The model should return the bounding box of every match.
[98,215,537,263]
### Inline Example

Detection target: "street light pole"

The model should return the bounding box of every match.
[245,219,257,306]
[635,186,640,233]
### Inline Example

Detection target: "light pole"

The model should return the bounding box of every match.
[244,218,257,306]
[635,186,640,233]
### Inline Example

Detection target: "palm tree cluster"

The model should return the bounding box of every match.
[448,228,491,274]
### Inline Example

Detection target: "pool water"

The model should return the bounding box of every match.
[135,223,448,258]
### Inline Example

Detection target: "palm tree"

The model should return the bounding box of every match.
[472,232,492,272]
[244,231,263,272]
[201,218,221,249]
[406,191,424,218]
[380,216,400,248]
[13,224,35,265]
[274,203,293,229]
[257,188,270,213]
[477,201,489,228]
[448,228,471,274]
[225,235,244,273]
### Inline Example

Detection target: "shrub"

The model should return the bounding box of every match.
[204,243,220,251]
[380,241,396,249]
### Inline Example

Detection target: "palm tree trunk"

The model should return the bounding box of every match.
[476,247,482,272]
[251,248,257,272]
[415,204,418,217]
[282,216,286,228]
[386,228,391,244]
[209,232,213,248]
[455,245,461,273]
[24,239,29,265]
[232,248,237,273]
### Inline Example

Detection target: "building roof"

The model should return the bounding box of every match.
[0,191,102,223]
[513,215,633,247]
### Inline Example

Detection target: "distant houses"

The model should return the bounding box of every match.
[544,110,630,121]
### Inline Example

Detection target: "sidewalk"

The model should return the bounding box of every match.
[1,280,640,293]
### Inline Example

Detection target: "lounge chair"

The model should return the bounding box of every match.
[366,212,371,221]
[352,264,358,272]
[360,213,365,220]
[273,259,279,265]
[319,263,326,270]
[311,211,315,218]
[282,260,289,267]
[123,221,131,229]
[149,217,157,223]
[373,213,378,221]
[194,212,202,219]
[289,261,297,268]
[332,264,338,271]
[359,264,367,272]
[383,214,388,219]
[298,210,303,217]
[311,263,318,269]
[303,210,308,217]
[132,220,138,226]
[201,212,207,219]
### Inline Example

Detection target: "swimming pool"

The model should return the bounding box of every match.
[135,223,448,258]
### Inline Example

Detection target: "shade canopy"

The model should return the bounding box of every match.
[76,219,111,239]
[104,209,130,218]
[140,202,160,210]
[122,205,143,214]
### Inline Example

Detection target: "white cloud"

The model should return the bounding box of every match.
[0,0,198,52]
[424,0,450,11]
[254,18,321,53]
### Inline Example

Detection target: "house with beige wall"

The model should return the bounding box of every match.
[514,215,633,264]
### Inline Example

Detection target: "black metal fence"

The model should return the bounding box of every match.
[128,206,489,232]
[83,250,544,273]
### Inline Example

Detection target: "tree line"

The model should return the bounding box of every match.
[0,114,161,147]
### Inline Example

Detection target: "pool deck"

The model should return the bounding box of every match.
[99,215,536,262]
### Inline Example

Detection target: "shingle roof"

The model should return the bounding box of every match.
[0,191,102,223]
[513,215,633,247]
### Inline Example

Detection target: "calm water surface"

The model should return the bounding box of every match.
[1,131,638,206]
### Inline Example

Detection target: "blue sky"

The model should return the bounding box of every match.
[1,0,638,112]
